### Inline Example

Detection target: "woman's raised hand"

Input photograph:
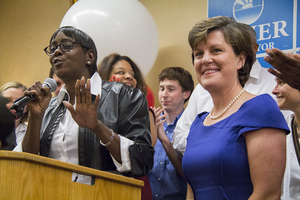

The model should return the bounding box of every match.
[63,76,100,131]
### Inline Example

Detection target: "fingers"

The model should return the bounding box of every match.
[265,48,276,58]
[264,48,278,65]
[267,68,283,79]
[264,48,281,64]
[293,53,300,60]
[80,77,86,104]
[286,52,293,57]
[156,114,166,123]
[157,107,165,116]
[24,87,37,97]
[150,106,167,126]
[267,68,276,76]
[156,119,166,127]
[264,56,273,65]
[75,79,81,103]
[265,48,272,56]
[25,81,44,101]
[151,107,161,118]
[272,48,287,60]
[75,77,92,105]
[151,106,163,114]
[85,79,91,105]
[265,48,289,72]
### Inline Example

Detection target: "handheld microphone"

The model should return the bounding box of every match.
[9,78,57,111]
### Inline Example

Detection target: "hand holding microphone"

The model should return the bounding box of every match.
[10,78,57,118]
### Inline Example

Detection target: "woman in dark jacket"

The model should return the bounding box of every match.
[15,26,154,183]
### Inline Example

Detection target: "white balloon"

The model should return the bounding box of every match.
[60,0,159,76]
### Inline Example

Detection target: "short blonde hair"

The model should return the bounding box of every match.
[0,81,28,123]
[0,81,27,93]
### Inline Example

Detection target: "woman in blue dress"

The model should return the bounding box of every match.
[182,16,290,199]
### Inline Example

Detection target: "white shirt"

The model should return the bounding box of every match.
[281,114,300,200]
[15,122,27,145]
[173,60,291,155]
[14,73,134,182]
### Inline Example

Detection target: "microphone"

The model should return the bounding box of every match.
[9,78,57,111]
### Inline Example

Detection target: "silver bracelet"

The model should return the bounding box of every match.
[100,129,115,147]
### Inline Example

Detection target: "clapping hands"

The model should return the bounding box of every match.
[150,106,167,141]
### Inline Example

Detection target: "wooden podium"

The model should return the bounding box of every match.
[0,151,143,200]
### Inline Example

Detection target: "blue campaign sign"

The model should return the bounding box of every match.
[208,0,296,68]
[297,1,300,49]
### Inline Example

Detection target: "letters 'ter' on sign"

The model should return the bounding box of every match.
[208,0,298,68]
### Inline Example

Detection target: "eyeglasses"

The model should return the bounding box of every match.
[44,41,88,56]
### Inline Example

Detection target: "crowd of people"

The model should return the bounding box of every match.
[1,15,300,200]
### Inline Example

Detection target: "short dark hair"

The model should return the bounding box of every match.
[50,26,98,76]
[98,53,147,95]
[158,67,194,103]
[240,23,257,45]
[188,16,254,87]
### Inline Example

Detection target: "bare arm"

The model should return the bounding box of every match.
[244,128,286,200]
[186,183,194,200]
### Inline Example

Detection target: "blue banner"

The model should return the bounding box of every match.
[208,0,297,68]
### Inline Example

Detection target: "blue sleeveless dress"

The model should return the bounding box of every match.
[182,94,289,200]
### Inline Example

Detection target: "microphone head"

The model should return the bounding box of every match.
[43,78,57,92]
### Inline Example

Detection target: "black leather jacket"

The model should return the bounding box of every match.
[40,81,154,177]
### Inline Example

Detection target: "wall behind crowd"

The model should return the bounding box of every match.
[0,0,207,108]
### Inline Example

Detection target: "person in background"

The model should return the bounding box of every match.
[98,53,157,200]
[0,81,28,145]
[181,16,289,199]
[148,67,194,200]
[272,77,300,200]
[0,95,15,150]
[14,26,154,184]
[265,48,300,91]
[98,53,157,147]
[49,67,64,96]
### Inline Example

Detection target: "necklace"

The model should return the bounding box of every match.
[294,119,300,138]
[209,88,246,120]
